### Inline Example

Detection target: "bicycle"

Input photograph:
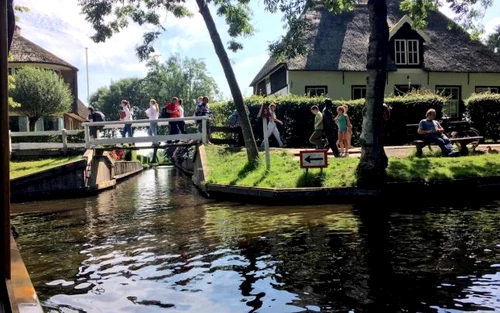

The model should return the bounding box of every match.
[441,111,481,151]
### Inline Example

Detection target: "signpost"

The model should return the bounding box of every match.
[258,103,271,170]
[299,150,328,174]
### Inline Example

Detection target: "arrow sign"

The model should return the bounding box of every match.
[305,155,323,163]
[299,150,328,168]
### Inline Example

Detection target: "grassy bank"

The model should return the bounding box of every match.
[204,146,500,188]
[10,156,82,179]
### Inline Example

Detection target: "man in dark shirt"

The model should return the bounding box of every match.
[417,108,458,157]
[322,99,341,157]
[87,106,105,139]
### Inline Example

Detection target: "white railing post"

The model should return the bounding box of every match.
[84,123,91,149]
[61,129,68,155]
[202,118,208,144]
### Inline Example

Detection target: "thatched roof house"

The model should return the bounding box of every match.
[250,0,500,117]
[9,26,88,131]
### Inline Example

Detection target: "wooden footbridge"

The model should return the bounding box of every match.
[82,116,210,149]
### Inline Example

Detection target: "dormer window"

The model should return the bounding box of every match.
[394,39,420,65]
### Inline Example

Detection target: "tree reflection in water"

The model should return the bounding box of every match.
[10,168,500,313]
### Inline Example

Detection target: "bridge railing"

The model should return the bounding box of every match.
[82,116,210,148]
[9,129,86,153]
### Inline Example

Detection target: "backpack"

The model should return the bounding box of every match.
[228,110,238,127]
[160,106,170,119]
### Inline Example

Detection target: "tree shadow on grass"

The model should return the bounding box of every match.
[387,158,432,181]
[229,161,258,185]
[448,162,500,179]
[296,170,326,187]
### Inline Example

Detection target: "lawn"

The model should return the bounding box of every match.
[204,146,500,188]
[10,156,82,179]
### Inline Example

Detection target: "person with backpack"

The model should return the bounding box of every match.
[87,106,105,139]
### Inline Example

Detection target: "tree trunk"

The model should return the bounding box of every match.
[7,0,14,52]
[356,0,389,188]
[28,117,38,132]
[195,0,259,164]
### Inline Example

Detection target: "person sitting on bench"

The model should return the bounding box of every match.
[418,109,459,157]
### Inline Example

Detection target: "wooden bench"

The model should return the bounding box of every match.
[406,124,483,157]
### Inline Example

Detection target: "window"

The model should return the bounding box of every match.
[394,39,420,65]
[475,86,500,93]
[9,116,20,132]
[394,84,420,96]
[305,86,328,97]
[351,86,367,100]
[436,86,461,118]
[43,117,60,131]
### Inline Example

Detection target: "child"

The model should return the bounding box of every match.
[261,103,284,148]
[335,106,352,156]
[343,104,353,151]
[309,105,324,149]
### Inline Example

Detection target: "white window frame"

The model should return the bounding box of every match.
[351,86,367,100]
[436,86,460,118]
[475,86,500,93]
[394,39,420,65]
[305,86,327,97]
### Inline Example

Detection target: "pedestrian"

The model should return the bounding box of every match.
[261,103,284,148]
[145,99,159,146]
[335,105,352,156]
[120,100,134,139]
[309,105,324,149]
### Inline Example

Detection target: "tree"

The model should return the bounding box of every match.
[10,67,72,131]
[265,0,493,187]
[486,25,500,52]
[89,54,220,119]
[79,0,260,164]
[142,54,221,116]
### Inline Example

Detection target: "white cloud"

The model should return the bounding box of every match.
[485,17,500,35]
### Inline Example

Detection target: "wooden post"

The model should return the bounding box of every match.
[0,0,11,279]
[84,124,90,149]
[202,118,208,144]
[262,117,270,170]
[61,129,68,155]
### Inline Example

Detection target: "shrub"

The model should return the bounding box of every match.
[466,92,500,142]
[211,91,445,147]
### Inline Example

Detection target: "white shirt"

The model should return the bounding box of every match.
[121,105,133,121]
[145,105,159,120]
[179,105,184,118]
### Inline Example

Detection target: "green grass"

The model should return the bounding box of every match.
[204,146,500,188]
[10,156,82,179]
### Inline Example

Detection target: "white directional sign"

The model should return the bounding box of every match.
[299,150,328,168]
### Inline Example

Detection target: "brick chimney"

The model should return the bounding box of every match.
[15,25,21,36]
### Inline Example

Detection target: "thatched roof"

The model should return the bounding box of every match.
[75,99,89,118]
[250,0,500,86]
[10,33,78,70]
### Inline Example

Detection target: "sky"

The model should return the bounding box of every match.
[14,0,500,106]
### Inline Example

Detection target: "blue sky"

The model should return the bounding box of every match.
[15,0,500,105]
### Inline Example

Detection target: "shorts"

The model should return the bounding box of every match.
[338,128,348,133]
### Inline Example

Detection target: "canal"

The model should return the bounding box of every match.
[11,167,500,312]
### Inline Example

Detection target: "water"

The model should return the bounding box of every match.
[11,167,500,313]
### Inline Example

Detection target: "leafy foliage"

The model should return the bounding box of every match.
[466,92,500,142]
[486,25,500,52]
[89,54,220,121]
[79,0,254,59]
[9,67,73,131]
[211,92,445,147]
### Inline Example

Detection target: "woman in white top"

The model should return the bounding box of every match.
[261,103,284,148]
[120,100,134,138]
[145,99,160,146]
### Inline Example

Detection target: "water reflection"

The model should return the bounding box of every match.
[10,167,500,312]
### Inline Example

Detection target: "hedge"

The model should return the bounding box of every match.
[466,92,500,142]
[210,91,445,147]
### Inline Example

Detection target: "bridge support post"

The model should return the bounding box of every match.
[61,129,68,155]
[202,119,208,144]
[84,124,90,149]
